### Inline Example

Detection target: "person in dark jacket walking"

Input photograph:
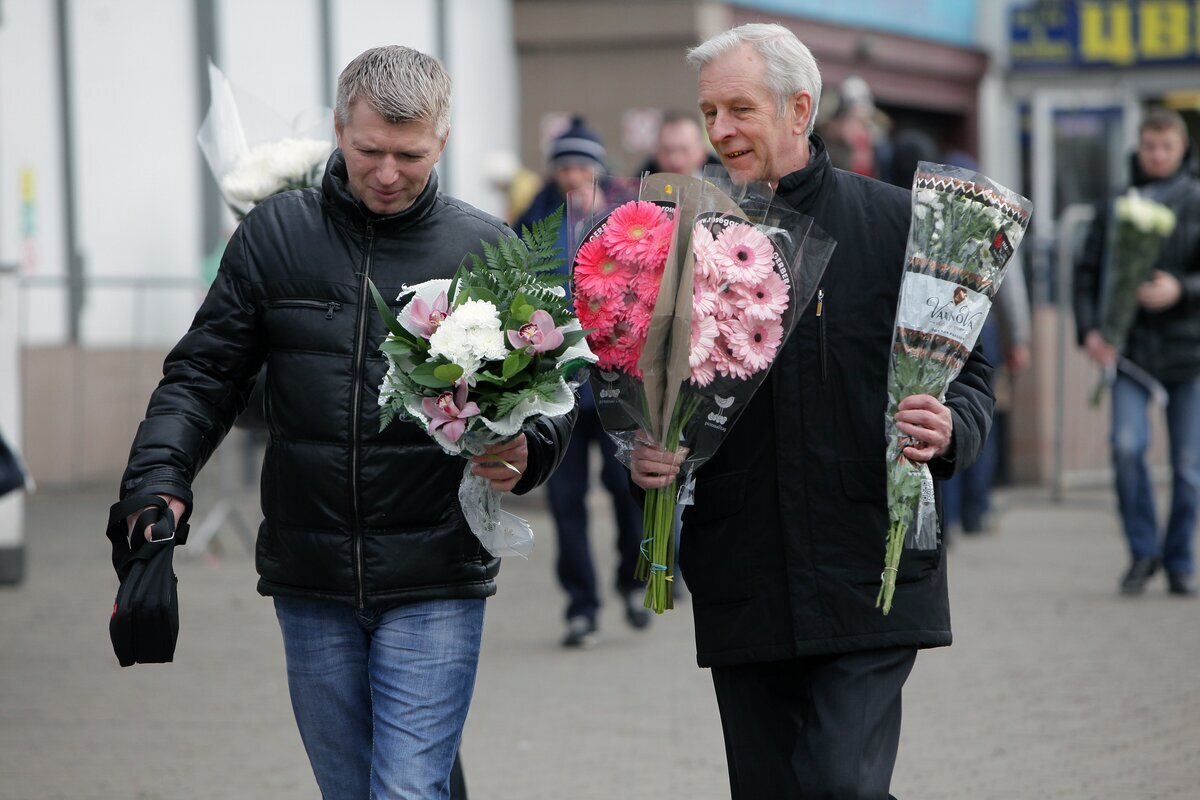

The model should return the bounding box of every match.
[113,46,573,799]
[517,117,652,646]
[631,24,994,799]
[1074,107,1200,598]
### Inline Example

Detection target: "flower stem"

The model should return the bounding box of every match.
[875,519,905,614]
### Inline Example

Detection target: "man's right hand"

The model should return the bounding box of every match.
[125,494,186,545]
[1084,330,1117,369]
[630,439,688,491]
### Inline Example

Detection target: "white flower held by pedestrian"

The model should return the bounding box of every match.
[427,299,508,381]
[220,137,333,206]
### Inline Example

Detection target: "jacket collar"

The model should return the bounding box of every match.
[775,135,831,215]
[321,149,440,233]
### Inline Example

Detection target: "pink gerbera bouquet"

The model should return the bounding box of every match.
[572,173,834,612]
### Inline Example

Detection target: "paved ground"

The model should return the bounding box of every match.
[2,455,1199,799]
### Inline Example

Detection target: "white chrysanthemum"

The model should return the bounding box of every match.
[427,299,508,379]
[220,137,332,205]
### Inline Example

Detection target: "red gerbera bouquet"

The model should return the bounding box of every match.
[572,173,834,612]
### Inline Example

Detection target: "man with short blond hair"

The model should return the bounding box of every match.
[112,45,573,799]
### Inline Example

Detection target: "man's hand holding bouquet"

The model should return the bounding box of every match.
[1087,190,1177,406]
[373,210,595,558]
[573,171,834,613]
[879,163,1032,613]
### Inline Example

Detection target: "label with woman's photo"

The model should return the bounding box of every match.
[895,273,992,354]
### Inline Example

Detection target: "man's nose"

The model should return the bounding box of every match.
[708,112,734,141]
[377,157,401,185]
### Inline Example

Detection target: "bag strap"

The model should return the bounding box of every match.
[107,494,176,574]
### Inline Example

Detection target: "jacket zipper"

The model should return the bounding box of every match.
[816,288,827,382]
[350,223,375,608]
[266,299,343,320]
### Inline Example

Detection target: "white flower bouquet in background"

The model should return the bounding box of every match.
[196,61,333,219]
[1089,190,1177,405]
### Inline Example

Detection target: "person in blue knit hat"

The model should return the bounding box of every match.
[518,115,652,647]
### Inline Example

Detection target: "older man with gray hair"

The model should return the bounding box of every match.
[110,46,574,799]
[631,23,994,798]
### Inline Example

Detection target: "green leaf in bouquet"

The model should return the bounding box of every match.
[556,356,592,378]
[409,361,455,389]
[557,329,589,351]
[501,349,531,380]
[510,292,536,323]
[471,369,509,386]
[380,338,415,360]
[433,363,464,383]
[367,277,412,341]
[379,402,397,432]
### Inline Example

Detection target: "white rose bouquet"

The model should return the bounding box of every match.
[1089,190,1177,405]
[372,209,596,557]
[196,61,333,219]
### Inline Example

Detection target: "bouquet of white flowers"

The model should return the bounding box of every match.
[373,210,596,557]
[196,61,333,219]
[1089,190,1177,405]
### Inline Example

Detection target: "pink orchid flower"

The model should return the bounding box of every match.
[421,381,480,444]
[404,291,449,338]
[506,309,565,353]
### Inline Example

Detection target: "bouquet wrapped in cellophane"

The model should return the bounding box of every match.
[1089,190,1176,405]
[373,210,595,558]
[196,60,334,219]
[880,162,1032,614]
[571,171,834,613]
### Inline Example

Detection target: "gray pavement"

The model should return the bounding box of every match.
[2,463,1199,799]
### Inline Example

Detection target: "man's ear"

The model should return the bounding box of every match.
[435,127,451,162]
[791,91,813,136]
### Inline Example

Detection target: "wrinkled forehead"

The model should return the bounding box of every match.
[697,46,771,106]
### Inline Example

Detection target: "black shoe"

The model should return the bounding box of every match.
[1167,572,1197,597]
[623,590,652,630]
[1119,558,1159,596]
[561,616,598,648]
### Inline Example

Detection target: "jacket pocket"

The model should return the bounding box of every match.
[680,471,752,604]
[687,470,747,523]
[265,298,343,320]
[840,458,941,583]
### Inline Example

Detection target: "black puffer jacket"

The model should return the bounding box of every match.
[1074,150,1200,383]
[679,137,994,668]
[117,152,574,608]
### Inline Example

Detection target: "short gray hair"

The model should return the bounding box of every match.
[336,46,452,136]
[686,23,822,137]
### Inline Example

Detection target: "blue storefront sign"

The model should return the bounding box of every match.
[1011,0,1200,68]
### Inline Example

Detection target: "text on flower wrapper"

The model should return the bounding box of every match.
[896,273,992,354]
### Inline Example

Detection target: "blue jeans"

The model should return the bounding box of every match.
[274,596,485,800]
[1111,373,1200,575]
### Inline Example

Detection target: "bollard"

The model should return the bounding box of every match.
[0,262,25,584]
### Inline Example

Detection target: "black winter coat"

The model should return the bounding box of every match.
[679,137,995,668]
[117,152,574,608]
[1073,152,1200,383]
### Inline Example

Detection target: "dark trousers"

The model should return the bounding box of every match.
[710,647,918,800]
[546,406,643,621]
